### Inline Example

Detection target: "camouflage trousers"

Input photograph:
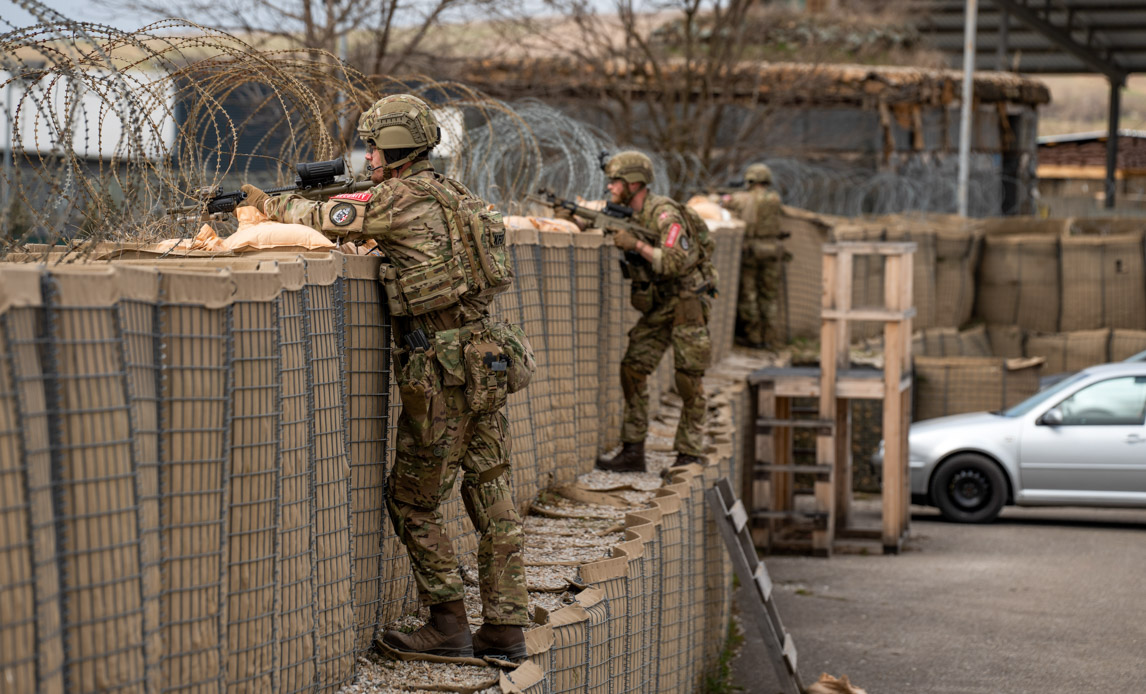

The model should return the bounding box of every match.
[386,385,529,626]
[620,293,712,456]
[737,254,782,346]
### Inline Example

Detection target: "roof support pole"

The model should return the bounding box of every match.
[958,0,978,218]
[1105,78,1121,209]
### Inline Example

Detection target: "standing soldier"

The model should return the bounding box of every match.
[595,151,714,473]
[238,94,532,661]
[722,163,785,348]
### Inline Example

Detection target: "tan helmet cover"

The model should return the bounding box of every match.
[357,94,442,170]
[604,150,654,185]
[745,163,773,185]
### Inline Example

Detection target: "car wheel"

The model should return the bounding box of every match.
[930,453,1007,523]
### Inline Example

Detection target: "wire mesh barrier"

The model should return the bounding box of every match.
[0,219,749,692]
[778,210,1146,343]
[504,445,746,694]
[906,324,1146,422]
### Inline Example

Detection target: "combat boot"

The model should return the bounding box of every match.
[676,452,705,467]
[596,441,645,473]
[380,600,474,658]
[472,623,528,662]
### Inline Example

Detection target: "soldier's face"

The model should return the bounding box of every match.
[366,146,387,184]
[607,178,626,204]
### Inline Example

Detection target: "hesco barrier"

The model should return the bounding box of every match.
[0,220,744,693]
[779,210,1146,341]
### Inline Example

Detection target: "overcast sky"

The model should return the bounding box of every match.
[2,0,162,31]
[1,0,589,33]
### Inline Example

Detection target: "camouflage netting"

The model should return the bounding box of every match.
[0,218,748,693]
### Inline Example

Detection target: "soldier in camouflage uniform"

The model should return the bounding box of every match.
[595,151,713,473]
[239,94,530,661]
[722,163,785,348]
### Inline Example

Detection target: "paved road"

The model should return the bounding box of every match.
[731,504,1146,694]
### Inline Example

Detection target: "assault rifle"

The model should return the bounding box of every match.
[166,158,373,218]
[526,189,659,244]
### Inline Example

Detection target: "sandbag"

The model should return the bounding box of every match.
[223,207,336,251]
[503,215,582,233]
[686,195,730,221]
[807,673,869,694]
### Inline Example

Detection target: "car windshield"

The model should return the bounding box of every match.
[1000,371,1091,417]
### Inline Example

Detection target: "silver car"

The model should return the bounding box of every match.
[895,361,1146,523]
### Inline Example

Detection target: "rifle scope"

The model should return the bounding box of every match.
[295,158,345,188]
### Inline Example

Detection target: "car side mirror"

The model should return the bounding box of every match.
[1039,408,1063,426]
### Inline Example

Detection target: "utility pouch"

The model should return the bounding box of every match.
[630,281,656,313]
[379,264,407,317]
[674,294,706,327]
[488,320,536,394]
[396,347,446,446]
[388,255,469,317]
[431,328,467,387]
[463,340,509,413]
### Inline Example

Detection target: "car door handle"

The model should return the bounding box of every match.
[1127,434,1146,444]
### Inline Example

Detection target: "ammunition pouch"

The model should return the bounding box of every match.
[396,347,446,446]
[463,340,509,414]
[379,256,468,317]
[488,320,536,394]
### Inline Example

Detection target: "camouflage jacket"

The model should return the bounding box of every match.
[635,192,706,292]
[264,160,486,330]
[724,187,782,239]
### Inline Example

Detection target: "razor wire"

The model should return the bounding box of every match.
[752,153,1012,218]
[4,3,1033,255]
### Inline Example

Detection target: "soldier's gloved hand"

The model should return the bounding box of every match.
[613,229,640,251]
[238,184,269,214]
[552,206,575,222]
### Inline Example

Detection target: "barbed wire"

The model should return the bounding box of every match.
[3,2,1026,253]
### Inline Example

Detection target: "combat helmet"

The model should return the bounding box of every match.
[744,163,772,185]
[357,94,441,170]
[604,150,654,185]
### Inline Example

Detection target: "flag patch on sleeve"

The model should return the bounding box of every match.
[665,223,682,248]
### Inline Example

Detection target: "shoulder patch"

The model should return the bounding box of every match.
[332,191,372,202]
[328,201,358,227]
[659,211,671,221]
[665,222,682,248]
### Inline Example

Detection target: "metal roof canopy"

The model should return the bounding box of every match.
[917,0,1146,208]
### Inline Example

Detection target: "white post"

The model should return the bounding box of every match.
[958,0,978,218]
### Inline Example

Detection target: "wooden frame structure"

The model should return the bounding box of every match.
[744,241,915,555]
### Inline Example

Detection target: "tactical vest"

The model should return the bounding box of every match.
[380,174,514,318]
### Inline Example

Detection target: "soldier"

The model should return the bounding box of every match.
[595,151,713,473]
[238,94,531,661]
[722,163,784,348]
